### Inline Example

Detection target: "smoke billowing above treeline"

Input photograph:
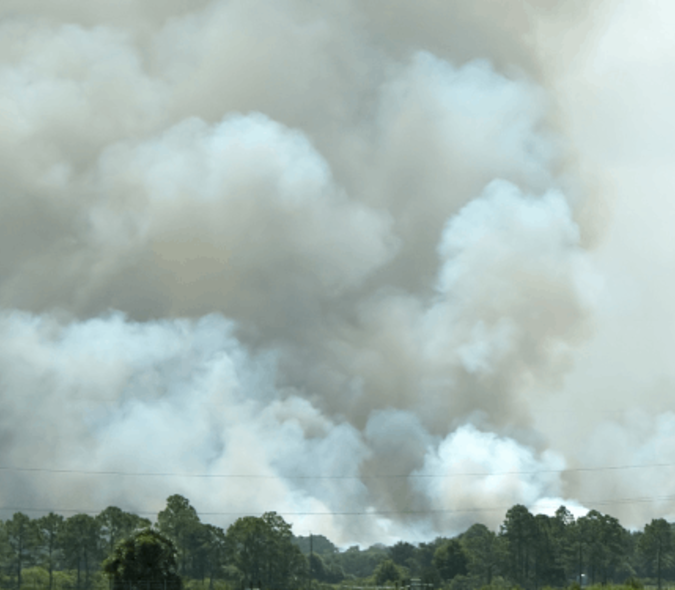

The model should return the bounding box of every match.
[2,0,675,546]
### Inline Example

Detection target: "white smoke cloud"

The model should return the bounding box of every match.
[94,111,396,293]
[416,424,566,527]
[3,0,672,544]
[0,310,373,539]
[427,178,595,377]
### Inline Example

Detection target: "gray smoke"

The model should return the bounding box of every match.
[1,0,671,546]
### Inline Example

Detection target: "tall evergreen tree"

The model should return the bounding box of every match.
[157,495,202,577]
[61,513,102,590]
[501,504,537,588]
[640,518,674,590]
[578,510,627,585]
[532,514,566,588]
[460,523,504,586]
[35,512,64,590]
[5,512,36,590]
[98,506,151,559]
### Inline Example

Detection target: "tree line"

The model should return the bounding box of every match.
[317,506,674,590]
[0,496,307,590]
[1,497,674,590]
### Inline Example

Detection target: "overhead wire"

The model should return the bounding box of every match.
[0,462,674,479]
[2,462,675,519]
[1,494,675,518]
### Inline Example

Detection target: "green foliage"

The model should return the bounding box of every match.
[623,575,643,589]
[416,539,443,573]
[225,511,306,590]
[61,513,102,590]
[476,575,510,590]
[335,544,389,579]
[410,538,447,585]
[16,566,49,589]
[195,523,229,584]
[157,495,203,579]
[36,512,65,590]
[102,528,181,590]
[433,539,468,582]
[638,517,673,590]
[496,504,635,589]
[373,559,404,585]
[577,510,629,585]
[294,534,338,556]
[0,498,671,590]
[98,507,151,560]
[308,552,345,584]
[448,574,482,590]
[532,514,566,587]
[389,541,416,568]
[460,523,504,585]
[5,512,38,589]
[500,504,537,588]
[309,553,328,581]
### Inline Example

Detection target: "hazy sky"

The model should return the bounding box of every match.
[1,0,674,546]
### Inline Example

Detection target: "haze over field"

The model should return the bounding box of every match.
[1,0,675,545]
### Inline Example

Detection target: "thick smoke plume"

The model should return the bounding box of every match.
[0,0,672,545]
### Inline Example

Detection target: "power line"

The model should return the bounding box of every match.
[0,462,674,479]
[2,494,675,518]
